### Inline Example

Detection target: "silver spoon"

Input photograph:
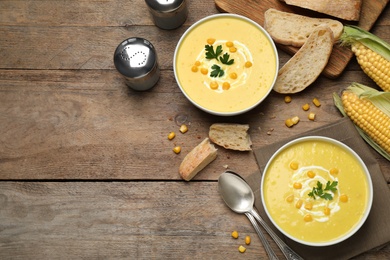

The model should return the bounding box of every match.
[218,171,303,260]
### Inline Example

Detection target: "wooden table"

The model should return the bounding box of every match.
[0,0,389,258]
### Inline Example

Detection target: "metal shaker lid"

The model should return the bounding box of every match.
[145,0,184,13]
[114,37,157,79]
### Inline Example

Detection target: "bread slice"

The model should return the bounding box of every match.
[280,0,362,21]
[273,25,333,94]
[209,123,252,151]
[179,138,217,181]
[264,8,343,47]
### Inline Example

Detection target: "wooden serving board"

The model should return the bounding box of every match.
[215,0,389,78]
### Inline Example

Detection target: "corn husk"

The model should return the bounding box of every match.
[333,83,390,161]
[340,25,390,62]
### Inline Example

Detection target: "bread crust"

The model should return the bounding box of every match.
[179,138,217,181]
[264,8,343,47]
[273,25,334,94]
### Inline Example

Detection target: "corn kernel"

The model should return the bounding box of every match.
[222,82,230,90]
[312,98,321,107]
[308,112,316,121]
[200,68,208,75]
[210,81,218,90]
[307,170,315,178]
[207,38,215,45]
[194,61,201,66]
[191,66,198,72]
[226,41,234,47]
[293,182,302,189]
[167,132,175,140]
[179,124,188,134]
[231,231,239,239]
[286,194,294,203]
[238,245,246,253]
[284,95,292,103]
[324,207,331,215]
[290,161,299,170]
[295,199,303,209]
[330,168,339,175]
[285,118,294,128]
[229,46,237,53]
[304,202,313,210]
[230,72,237,79]
[340,194,348,202]
[244,61,252,68]
[304,214,313,222]
[302,103,310,111]
[245,236,251,245]
[173,146,181,154]
[291,116,300,125]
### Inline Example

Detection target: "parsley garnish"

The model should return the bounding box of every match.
[308,181,338,200]
[205,45,223,60]
[219,52,234,65]
[210,64,224,77]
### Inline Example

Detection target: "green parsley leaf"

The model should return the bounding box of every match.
[205,45,223,60]
[210,64,224,77]
[308,181,338,200]
[219,53,234,65]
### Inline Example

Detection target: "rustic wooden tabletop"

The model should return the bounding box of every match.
[0,0,389,259]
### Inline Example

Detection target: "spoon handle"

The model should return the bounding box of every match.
[250,209,304,260]
[245,212,279,260]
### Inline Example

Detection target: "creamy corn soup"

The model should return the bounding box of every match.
[174,15,277,114]
[262,138,370,245]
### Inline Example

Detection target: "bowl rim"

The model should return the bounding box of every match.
[260,136,373,247]
[173,13,279,116]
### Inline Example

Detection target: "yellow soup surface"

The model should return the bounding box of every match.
[262,139,369,244]
[175,15,277,113]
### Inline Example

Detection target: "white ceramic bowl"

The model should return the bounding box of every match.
[173,14,278,116]
[261,136,373,246]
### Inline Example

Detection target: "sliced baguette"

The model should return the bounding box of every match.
[179,138,217,181]
[280,0,362,21]
[209,123,252,151]
[273,25,333,94]
[264,8,343,47]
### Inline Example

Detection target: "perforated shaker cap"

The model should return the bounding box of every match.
[145,0,184,13]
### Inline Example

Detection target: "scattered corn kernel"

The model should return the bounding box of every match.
[340,194,349,202]
[222,82,230,90]
[312,98,321,107]
[286,194,294,203]
[330,168,339,175]
[191,65,198,72]
[284,95,292,103]
[324,207,331,215]
[167,132,175,140]
[173,146,181,154]
[229,46,237,53]
[238,245,246,253]
[285,118,294,128]
[295,199,303,209]
[290,161,299,170]
[230,72,238,79]
[293,182,302,189]
[304,202,313,210]
[307,170,315,178]
[244,61,252,68]
[231,231,239,239]
[308,112,316,121]
[302,103,310,111]
[226,41,234,47]
[210,81,218,90]
[179,124,188,134]
[245,236,251,245]
[291,116,300,125]
[194,61,201,66]
[304,214,313,222]
[207,38,216,45]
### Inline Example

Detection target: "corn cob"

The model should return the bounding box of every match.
[333,83,390,161]
[340,25,390,92]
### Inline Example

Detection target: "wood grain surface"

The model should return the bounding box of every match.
[0,0,389,258]
[215,0,390,78]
